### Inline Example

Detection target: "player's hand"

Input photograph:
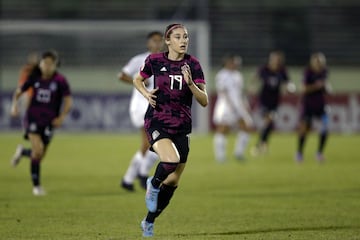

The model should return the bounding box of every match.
[52,116,64,128]
[10,104,19,117]
[181,63,193,86]
[145,87,158,108]
[316,80,325,89]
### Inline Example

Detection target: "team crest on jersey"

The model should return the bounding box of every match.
[34,82,40,88]
[50,82,58,91]
[152,130,160,140]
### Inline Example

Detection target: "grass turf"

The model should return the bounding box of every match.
[0,133,359,239]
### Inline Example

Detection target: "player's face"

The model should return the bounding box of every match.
[166,27,189,54]
[269,53,283,71]
[40,57,57,78]
[147,34,163,53]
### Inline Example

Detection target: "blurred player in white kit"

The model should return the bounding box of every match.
[213,55,253,162]
[118,31,163,191]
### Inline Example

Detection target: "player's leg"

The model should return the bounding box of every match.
[28,133,46,195]
[144,163,185,224]
[296,115,311,162]
[121,149,142,191]
[259,112,274,148]
[316,113,329,162]
[213,124,230,162]
[234,118,251,160]
[138,127,158,189]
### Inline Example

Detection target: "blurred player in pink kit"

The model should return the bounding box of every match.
[10,50,72,196]
[133,23,208,237]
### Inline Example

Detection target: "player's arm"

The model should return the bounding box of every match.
[181,64,208,107]
[133,73,158,108]
[302,79,325,94]
[10,87,24,117]
[52,96,73,128]
[118,72,133,84]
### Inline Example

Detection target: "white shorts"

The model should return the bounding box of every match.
[213,99,253,127]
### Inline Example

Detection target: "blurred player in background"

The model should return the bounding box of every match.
[118,31,163,191]
[133,23,208,237]
[296,52,331,162]
[10,50,72,196]
[213,55,253,162]
[17,52,39,109]
[251,51,295,156]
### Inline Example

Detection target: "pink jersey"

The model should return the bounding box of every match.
[141,52,205,134]
[21,72,71,127]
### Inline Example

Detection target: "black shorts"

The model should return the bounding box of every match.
[24,122,54,146]
[260,104,278,117]
[301,106,327,127]
[146,127,190,163]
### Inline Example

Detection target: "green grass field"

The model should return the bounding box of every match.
[1,133,360,240]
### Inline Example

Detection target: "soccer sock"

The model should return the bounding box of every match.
[234,131,249,157]
[123,151,142,184]
[139,150,158,177]
[260,122,273,144]
[151,162,178,188]
[298,134,306,154]
[318,131,328,154]
[21,148,32,157]
[146,184,177,223]
[31,159,41,187]
[214,133,227,162]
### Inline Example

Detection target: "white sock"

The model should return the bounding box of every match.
[123,151,142,184]
[214,133,227,162]
[139,150,158,177]
[234,131,249,157]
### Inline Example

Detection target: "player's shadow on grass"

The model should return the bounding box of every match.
[178,225,359,237]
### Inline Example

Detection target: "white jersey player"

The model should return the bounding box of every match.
[213,55,253,162]
[118,31,163,191]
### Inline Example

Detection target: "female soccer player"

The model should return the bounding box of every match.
[133,23,208,237]
[118,31,163,191]
[251,51,295,156]
[213,55,253,162]
[296,52,331,162]
[10,50,72,196]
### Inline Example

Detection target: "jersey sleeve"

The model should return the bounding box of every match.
[191,59,205,85]
[60,78,71,97]
[140,55,153,79]
[282,68,290,83]
[122,56,141,76]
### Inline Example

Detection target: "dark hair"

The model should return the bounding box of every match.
[41,49,60,66]
[164,23,185,38]
[147,31,163,39]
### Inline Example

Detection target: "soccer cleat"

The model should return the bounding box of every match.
[138,175,148,190]
[121,179,135,192]
[141,219,154,237]
[295,152,303,163]
[11,144,24,167]
[316,152,325,163]
[32,186,46,196]
[145,177,160,213]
